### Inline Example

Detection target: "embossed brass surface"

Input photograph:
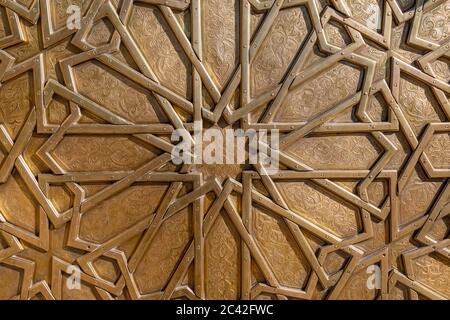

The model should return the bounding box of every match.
[0,0,449,300]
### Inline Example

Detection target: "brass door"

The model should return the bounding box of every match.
[0,0,449,300]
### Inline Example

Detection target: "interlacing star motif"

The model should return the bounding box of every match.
[0,0,449,300]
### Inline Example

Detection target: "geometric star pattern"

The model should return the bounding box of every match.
[0,0,449,300]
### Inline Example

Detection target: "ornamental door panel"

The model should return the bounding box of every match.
[0,0,449,300]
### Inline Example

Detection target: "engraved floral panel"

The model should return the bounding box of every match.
[44,39,75,81]
[50,0,92,31]
[324,22,352,48]
[205,211,240,299]
[134,208,192,294]
[430,58,450,82]
[0,171,37,234]
[338,268,379,300]
[79,184,168,244]
[286,134,382,170]
[399,168,443,224]
[0,0,449,301]
[0,73,33,139]
[425,133,450,169]
[253,205,310,288]
[274,63,361,122]
[73,61,167,124]
[418,1,450,45]
[346,0,383,31]
[251,6,310,97]
[278,181,360,238]
[413,254,450,299]
[128,4,192,99]
[51,135,158,172]
[398,74,446,134]
[86,19,115,47]
[426,216,450,242]
[5,21,40,63]
[202,0,238,90]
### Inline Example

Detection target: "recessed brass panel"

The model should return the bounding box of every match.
[0,0,449,300]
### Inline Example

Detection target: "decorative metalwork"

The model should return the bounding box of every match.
[0,0,449,300]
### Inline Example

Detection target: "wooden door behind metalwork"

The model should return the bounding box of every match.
[0,0,449,300]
